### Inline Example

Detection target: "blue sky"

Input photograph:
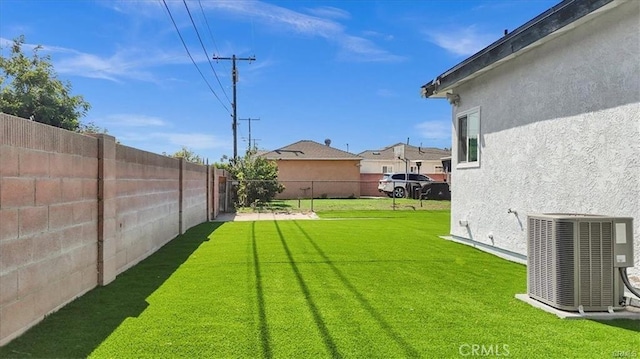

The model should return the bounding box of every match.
[1,0,558,162]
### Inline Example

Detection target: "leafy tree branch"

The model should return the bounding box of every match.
[0,35,90,131]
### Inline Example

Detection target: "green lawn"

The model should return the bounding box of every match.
[1,210,636,358]
[238,198,451,213]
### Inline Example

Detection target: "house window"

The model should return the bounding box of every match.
[457,107,480,168]
[382,166,393,173]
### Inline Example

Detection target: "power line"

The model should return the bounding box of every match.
[197,0,229,75]
[183,0,231,105]
[161,0,230,115]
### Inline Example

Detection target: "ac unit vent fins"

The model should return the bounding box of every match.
[527,214,630,312]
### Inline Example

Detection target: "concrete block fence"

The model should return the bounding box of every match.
[0,114,223,346]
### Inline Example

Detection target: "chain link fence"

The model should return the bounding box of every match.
[224,179,450,212]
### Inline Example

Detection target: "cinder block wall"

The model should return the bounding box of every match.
[0,114,214,346]
[114,145,181,274]
[182,161,208,232]
[0,115,99,346]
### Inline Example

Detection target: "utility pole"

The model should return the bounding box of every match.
[212,54,256,161]
[242,138,261,151]
[239,118,260,150]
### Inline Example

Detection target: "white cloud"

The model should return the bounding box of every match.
[0,37,12,48]
[337,36,405,62]
[119,132,229,150]
[53,47,197,83]
[91,112,224,150]
[1,36,50,55]
[1,38,152,82]
[99,0,165,17]
[362,30,394,41]
[1,37,204,83]
[416,120,451,141]
[202,1,343,37]
[161,133,227,149]
[200,1,404,63]
[100,114,169,127]
[305,6,351,20]
[426,25,497,57]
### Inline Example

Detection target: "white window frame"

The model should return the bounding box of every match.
[382,165,393,173]
[456,106,481,169]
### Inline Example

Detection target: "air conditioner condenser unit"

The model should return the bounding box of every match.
[527,214,634,312]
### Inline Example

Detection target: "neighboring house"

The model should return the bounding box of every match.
[421,0,639,280]
[262,140,362,199]
[358,143,450,196]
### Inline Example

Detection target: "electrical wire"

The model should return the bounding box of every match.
[184,0,231,105]
[250,17,255,60]
[161,0,231,115]
[197,0,230,76]
[619,267,640,300]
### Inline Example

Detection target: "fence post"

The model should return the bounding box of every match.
[392,180,396,210]
[178,157,185,234]
[206,162,211,221]
[311,181,314,212]
[225,177,230,212]
[96,134,118,286]
[212,168,222,218]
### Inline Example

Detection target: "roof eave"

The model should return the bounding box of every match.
[421,0,619,99]
[263,157,362,161]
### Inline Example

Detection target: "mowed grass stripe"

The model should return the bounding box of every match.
[1,210,637,358]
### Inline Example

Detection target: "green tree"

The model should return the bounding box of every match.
[77,121,109,135]
[214,154,231,169]
[228,148,284,207]
[165,146,205,164]
[0,35,90,131]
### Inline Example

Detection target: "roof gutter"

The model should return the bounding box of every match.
[421,0,616,98]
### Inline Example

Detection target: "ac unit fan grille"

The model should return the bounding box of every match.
[528,218,575,307]
[555,221,575,306]
[528,215,620,311]
[578,222,614,308]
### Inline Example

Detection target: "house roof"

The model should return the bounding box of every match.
[261,140,362,160]
[421,0,618,99]
[358,143,451,161]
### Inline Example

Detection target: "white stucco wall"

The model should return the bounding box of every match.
[359,159,398,174]
[448,1,640,278]
[360,159,443,174]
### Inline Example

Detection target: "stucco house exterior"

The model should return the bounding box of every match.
[261,140,362,199]
[421,0,639,282]
[358,143,450,196]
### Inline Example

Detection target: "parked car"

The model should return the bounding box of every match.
[378,172,433,198]
[420,182,451,200]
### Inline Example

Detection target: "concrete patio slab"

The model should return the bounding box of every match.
[515,294,640,320]
[213,212,319,222]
